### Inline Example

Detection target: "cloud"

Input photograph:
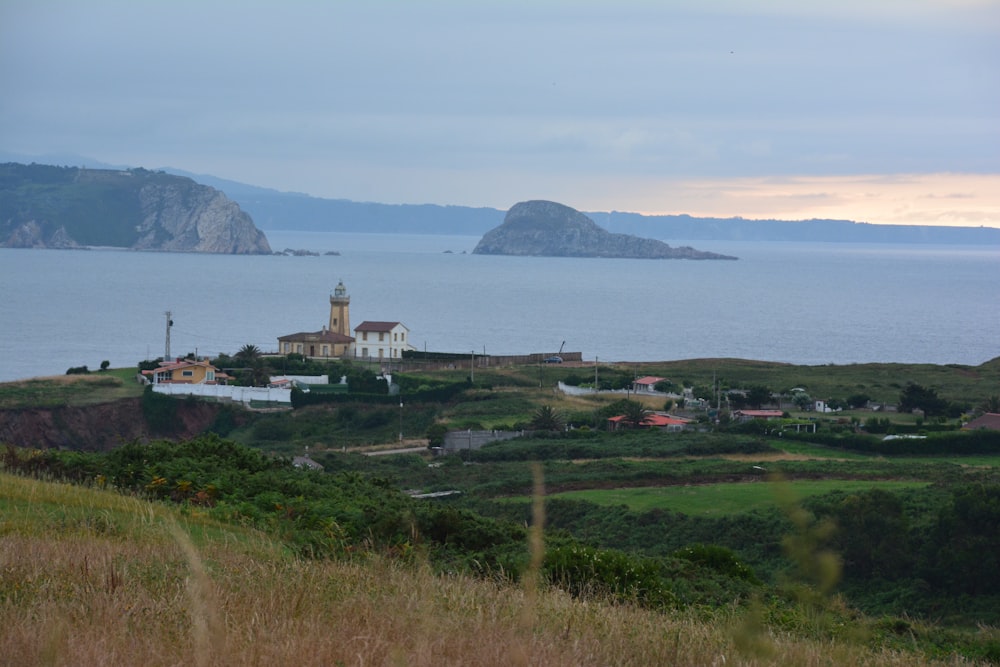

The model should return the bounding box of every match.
[1,1,998,226]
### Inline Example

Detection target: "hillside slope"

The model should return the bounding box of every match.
[0,163,271,253]
[0,472,965,667]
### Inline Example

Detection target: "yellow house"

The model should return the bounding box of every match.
[142,359,229,385]
[277,327,355,358]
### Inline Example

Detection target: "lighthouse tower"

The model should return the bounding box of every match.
[329,280,350,336]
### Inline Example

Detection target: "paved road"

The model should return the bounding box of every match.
[362,445,428,456]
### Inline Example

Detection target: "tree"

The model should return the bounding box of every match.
[921,485,1000,594]
[233,344,267,386]
[530,405,564,432]
[620,401,650,429]
[100,360,110,371]
[235,344,262,365]
[792,393,813,411]
[981,395,1000,414]
[426,423,447,448]
[746,385,772,409]
[846,393,871,409]
[898,382,947,417]
[829,490,912,580]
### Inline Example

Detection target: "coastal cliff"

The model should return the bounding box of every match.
[473,200,737,260]
[0,163,271,254]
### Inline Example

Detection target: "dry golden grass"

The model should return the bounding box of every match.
[0,474,985,667]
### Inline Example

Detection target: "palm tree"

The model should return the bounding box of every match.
[235,344,266,386]
[236,343,261,364]
[621,400,651,429]
[530,405,564,432]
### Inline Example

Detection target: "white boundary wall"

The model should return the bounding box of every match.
[152,384,291,405]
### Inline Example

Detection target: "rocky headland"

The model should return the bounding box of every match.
[0,163,271,254]
[473,200,737,260]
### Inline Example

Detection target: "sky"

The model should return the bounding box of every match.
[2,0,999,227]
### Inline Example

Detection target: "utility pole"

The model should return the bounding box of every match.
[470,350,475,383]
[164,311,173,360]
[595,356,599,390]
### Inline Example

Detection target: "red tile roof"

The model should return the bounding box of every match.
[964,413,1000,431]
[354,321,402,332]
[608,414,690,427]
[634,376,667,385]
[733,410,784,418]
[278,329,354,343]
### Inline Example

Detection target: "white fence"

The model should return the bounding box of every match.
[152,383,291,405]
[269,374,330,385]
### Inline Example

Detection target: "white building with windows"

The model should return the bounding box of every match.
[354,321,414,361]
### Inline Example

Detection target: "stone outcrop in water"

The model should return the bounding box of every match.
[473,200,736,260]
[0,163,271,254]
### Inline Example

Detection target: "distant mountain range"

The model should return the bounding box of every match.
[161,168,1000,246]
[3,152,998,245]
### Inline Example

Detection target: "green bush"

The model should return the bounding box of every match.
[544,543,675,607]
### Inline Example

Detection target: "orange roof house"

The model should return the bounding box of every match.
[732,409,784,423]
[141,359,229,385]
[607,413,691,432]
[632,376,668,392]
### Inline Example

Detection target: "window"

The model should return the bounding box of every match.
[379,332,384,341]
[393,333,397,341]
[322,345,329,356]
[182,370,194,377]
[363,332,368,341]
[362,347,368,357]
[207,370,215,381]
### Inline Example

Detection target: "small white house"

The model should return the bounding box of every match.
[354,321,414,360]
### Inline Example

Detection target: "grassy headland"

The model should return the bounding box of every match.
[2,471,993,666]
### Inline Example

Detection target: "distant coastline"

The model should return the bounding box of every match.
[2,159,997,246]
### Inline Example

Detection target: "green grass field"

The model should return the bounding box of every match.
[541,480,930,516]
[0,367,145,409]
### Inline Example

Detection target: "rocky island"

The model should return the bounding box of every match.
[473,200,737,260]
[0,163,271,254]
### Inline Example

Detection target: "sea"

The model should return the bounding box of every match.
[1,232,997,383]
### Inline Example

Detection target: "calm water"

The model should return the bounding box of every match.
[1,233,997,382]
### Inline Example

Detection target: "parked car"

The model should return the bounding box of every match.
[543,356,563,364]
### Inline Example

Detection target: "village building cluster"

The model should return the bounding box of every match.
[277,281,415,362]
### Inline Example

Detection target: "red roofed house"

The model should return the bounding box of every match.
[963,413,1000,431]
[354,321,414,361]
[732,409,784,423]
[608,413,691,432]
[142,359,230,385]
[632,376,668,393]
